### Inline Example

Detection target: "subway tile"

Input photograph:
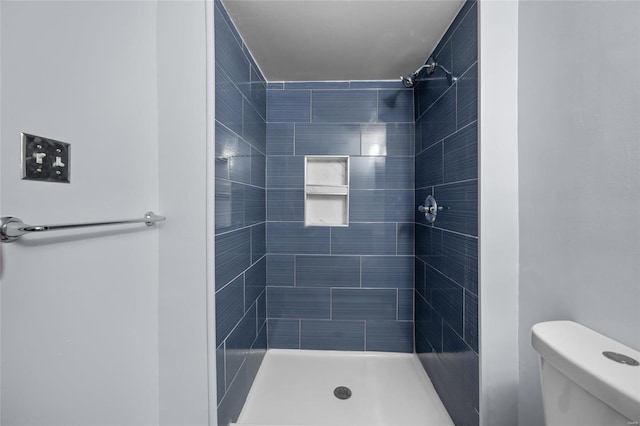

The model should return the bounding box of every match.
[416,142,443,188]
[415,294,442,352]
[396,223,414,255]
[267,319,300,349]
[361,256,413,289]
[350,190,414,223]
[350,157,414,190]
[216,343,225,404]
[250,66,267,120]
[296,255,360,287]
[426,266,464,336]
[452,3,477,77]
[267,222,330,254]
[225,309,256,391]
[415,258,426,300]
[464,290,478,353]
[332,288,397,321]
[285,81,349,90]
[215,228,250,290]
[456,63,478,130]
[330,223,396,255]
[266,123,294,155]
[215,275,244,345]
[243,101,266,154]
[267,287,330,319]
[251,223,266,263]
[266,189,304,222]
[350,81,408,89]
[294,123,361,155]
[266,255,294,287]
[421,88,456,149]
[312,90,377,123]
[266,156,304,189]
[444,122,477,184]
[366,321,413,353]
[378,89,414,123]
[398,289,414,321]
[250,147,266,188]
[267,90,311,123]
[245,257,266,311]
[361,123,414,157]
[433,180,478,236]
[215,121,250,183]
[215,179,243,234]
[440,322,479,410]
[215,72,243,136]
[300,320,365,351]
[244,186,265,225]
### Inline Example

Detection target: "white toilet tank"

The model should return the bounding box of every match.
[532,321,640,426]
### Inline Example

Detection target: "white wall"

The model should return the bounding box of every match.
[0,1,160,424]
[518,1,640,425]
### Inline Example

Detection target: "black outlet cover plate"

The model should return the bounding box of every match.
[21,133,70,183]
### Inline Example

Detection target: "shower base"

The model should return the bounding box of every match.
[230,349,453,426]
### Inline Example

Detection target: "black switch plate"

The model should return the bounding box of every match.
[21,133,70,183]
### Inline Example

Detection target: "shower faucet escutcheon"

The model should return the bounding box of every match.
[418,195,443,224]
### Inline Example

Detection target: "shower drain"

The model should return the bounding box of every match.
[334,386,352,400]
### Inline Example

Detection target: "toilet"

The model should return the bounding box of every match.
[532,321,640,426]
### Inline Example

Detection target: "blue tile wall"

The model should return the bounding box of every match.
[266,81,415,353]
[214,2,266,425]
[414,2,479,424]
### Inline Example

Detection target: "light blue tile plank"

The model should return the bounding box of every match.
[296,255,360,287]
[300,320,365,351]
[350,157,414,190]
[350,81,408,89]
[215,72,243,136]
[378,89,414,123]
[267,90,311,123]
[397,223,414,255]
[312,90,377,123]
[266,123,294,155]
[225,308,256,390]
[251,223,266,264]
[433,180,478,236]
[398,289,414,321]
[444,122,477,184]
[426,266,464,335]
[420,88,456,149]
[267,82,284,90]
[249,66,267,120]
[361,123,417,157]
[266,189,304,221]
[267,319,299,349]
[266,255,295,287]
[215,121,250,182]
[244,186,265,226]
[245,257,266,311]
[215,275,244,345]
[285,81,349,90]
[243,101,266,154]
[294,123,361,156]
[215,228,251,290]
[361,256,413,289]
[350,190,414,223]
[332,288,397,320]
[331,223,396,255]
[215,179,244,234]
[456,63,478,130]
[366,321,413,353]
[267,287,330,319]
[250,147,266,188]
[452,2,477,77]
[267,222,330,254]
[214,7,250,99]
[266,156,304,189]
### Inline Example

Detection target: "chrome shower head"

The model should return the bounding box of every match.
[401,75,415,88]
[400,56,457,88]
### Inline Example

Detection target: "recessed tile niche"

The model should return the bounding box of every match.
[304,156,350,227]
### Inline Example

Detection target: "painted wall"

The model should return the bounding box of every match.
[213,1,267,424]
[265,81,415,352]
[0,1,160,424]
[517,2,640,425]
[413,1,479,425]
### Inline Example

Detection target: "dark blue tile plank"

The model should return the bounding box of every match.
[350,157,414,190]
[266,255,294,287]
[433,180,478,236]
[245,257,266,311]
[444,122,477,184]
[294,123,361,156]
[415,40,453,120]
[285,81,349,90]
[415,222,441,264]
[415,293,442,352]
[267,319,300,349]
[257,291,266,331]
[312,90,377,123]
[440,321,480,410]
[215,121,250,182]
[225,308,256,390]
[350,190,413,223]
[245,326,267,393]
[215,72,243,137]
[296,255,360,287]
[300,320,365,351]
[420,88,456,149]
[427,230,478,294]
[217,360,246,426]
[267,90,311,123]
[214,8,250,99]
[244,186,265,225]
[215,228,250,290]
[267,222,330,254]
[361,123,414,157]
[250,67,267,120]
[415,117,424,155]
[332,288,397,320]
[267,82,284,90]
[266,189,304,222]
[266,156,304,189]
[215,179,244,234]
[251,223,266,264]
[267,287,330,319]
[416,142,443,188]
[378,90,414,123]
[366,321,413,353]
[464,290,478,353]
[452,2,477,77]
[415,187,434,223]
[243,101,266,154]
[398,289,414,321]
[216,343,225,404]
[415,258,426,299]
[456,63,478,130]
[215,275,244,345]
[426,266,464,335]
[350,81,408,89]
[361,256,413,289]
[397,223,414,255]
[266,123,294,155]
[214,1,242,45]
[250,147,266,188]
[331,223,396,255]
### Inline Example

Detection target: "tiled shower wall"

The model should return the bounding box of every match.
[213,1,267,424]
[414,1,479,425]
[265,81,415,352]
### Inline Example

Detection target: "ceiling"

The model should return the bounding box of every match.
[220,0,465,82]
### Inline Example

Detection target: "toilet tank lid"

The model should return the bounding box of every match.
[532,321,640,422]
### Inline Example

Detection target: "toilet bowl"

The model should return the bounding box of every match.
[532,321,640,426]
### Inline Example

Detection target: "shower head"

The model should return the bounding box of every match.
[401,75,414,88]
[400,56,456,88]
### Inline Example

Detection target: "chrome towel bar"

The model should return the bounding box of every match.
[0,211,165,243]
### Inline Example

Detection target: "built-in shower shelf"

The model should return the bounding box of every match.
[304,156,350,227]
[305,185,348,195]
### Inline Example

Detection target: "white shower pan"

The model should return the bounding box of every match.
[230,349,453,426]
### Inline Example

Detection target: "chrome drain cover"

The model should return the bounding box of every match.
[334,386,352,400]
